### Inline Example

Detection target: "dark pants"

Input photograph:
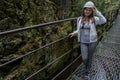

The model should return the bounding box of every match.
[80,42,97,75]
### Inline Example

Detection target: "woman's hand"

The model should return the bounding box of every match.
[69,32,75,38]
[92,6,97,11]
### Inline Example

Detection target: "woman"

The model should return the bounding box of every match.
[69,1,106,77]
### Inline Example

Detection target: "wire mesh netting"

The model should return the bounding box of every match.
[67,15,120,80]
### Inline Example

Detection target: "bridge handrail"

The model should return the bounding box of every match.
[0,18,76,36]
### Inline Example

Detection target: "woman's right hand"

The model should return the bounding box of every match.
[92,6,97,12]
[69,32,75,38]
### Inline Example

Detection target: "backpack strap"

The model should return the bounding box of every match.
[77,16,81,24]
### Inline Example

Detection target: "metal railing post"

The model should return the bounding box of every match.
[70,20,74,61]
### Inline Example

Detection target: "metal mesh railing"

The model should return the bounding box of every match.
[67,12,120,80]
[89,14,120,80]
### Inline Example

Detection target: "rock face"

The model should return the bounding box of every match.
[0,0,77,80]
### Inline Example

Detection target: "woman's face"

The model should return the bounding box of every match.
[84,8,93,17]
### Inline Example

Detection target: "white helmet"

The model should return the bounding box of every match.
[84,1,94,8]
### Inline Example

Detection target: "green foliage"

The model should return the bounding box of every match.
[75,0,87,16]
[75,0,120,16]
[0,0,119,79]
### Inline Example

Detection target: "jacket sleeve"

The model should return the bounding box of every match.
[73,17,81,35]
[94,9,107,25]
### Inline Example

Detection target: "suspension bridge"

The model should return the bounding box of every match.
[0,7,119,80]
[67,11,120,80]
